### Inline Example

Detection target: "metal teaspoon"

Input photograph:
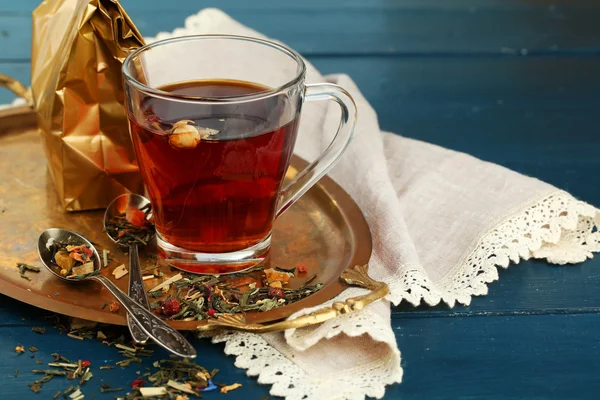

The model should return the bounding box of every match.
[104,194,153,345]
[37,228,196,358]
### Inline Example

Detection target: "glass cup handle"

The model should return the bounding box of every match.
[276,83,357,216]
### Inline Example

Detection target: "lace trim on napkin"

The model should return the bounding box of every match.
[213,331,401,400]
[207,191,598,400]
[386,190,600,307]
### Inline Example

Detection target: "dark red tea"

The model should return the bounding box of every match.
[129,80,299,253]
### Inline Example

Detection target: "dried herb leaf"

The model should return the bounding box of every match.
[17,263,40,280]
[99,385,123,393]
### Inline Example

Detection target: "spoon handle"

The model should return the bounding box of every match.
[92,274,196,358]
[127,244,151,344]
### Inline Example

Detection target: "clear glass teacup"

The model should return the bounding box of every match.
[123,35,356,274]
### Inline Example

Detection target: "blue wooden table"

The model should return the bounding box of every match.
[1,1,599,398]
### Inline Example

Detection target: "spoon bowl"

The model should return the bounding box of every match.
[103,193,154,247]
[37,228,102,281]
[104,193,155,345]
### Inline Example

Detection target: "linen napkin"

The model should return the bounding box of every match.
[150,8,597,400]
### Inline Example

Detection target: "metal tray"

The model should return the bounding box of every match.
[0,102,380,331]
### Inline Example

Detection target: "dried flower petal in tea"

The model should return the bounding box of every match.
[105,203,154,246]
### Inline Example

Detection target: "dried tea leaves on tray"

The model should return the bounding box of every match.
[17,263,40,281]
[149,267,323,321]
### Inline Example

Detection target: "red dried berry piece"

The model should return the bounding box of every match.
[297,263,307,273]
[268,287,285,299]
[69,251,85,263]
[161,298,181,317]
[81,360,91,368]
[207,309,217,317]
[126,207,147,228]
[130,378,145,388]
[108,301,120,313]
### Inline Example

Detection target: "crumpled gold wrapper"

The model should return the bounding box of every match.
[31,0,145,211]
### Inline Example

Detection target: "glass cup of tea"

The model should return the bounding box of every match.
[123,35,356,274]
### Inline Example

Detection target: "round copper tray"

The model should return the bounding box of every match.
[0,105,372,330]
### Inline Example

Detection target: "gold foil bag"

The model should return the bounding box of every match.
[31,0,145,211]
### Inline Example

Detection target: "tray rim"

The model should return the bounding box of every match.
[0,105,373,330]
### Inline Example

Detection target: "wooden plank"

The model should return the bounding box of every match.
[1,1,600,60]
[311,56,600,203]
[393,257,600,316]
[1,298,599,399]
[389,313,600,400]
[0,321,268,399]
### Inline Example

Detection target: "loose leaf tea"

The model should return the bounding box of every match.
[149,267,323,321]
[17,263,40,280]
[21,315,246,398]
[105,203,154,246]
[46,238,98,279]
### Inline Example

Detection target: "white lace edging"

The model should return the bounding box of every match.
[385,190,600,307]
[212,330,402,400]
[209,190,599,400]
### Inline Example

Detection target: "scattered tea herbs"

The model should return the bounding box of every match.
[17,318,244,399]
[62,385,77,397]
[99,384,123,393]
[17,262,40,280]
[27,353,93,394]
[112,263,128,280]
[15,345,25,353]
[297,263,308,273]
[105,203,154,246]
[108,301,120,313]
[29,346,38,353]
[31,326,46,334]
[116,357,142,367]
[102,249,110,268]
[221,382,242,393]
[14,369,18,377]
[148,268,323,321]
[67,333,84,341]
[118,358,222,399]
[45,238,98,280]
